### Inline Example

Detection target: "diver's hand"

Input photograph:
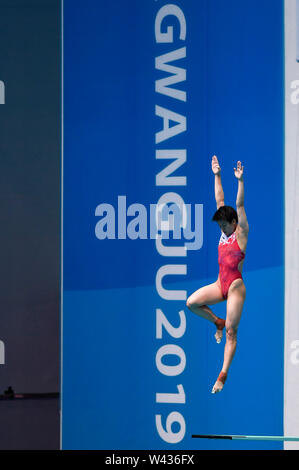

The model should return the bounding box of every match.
[212,155,221,175]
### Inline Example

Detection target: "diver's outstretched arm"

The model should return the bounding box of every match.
[234,161,249,233]
[212,155,225,209]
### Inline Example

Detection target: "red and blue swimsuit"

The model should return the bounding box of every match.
[218,230,245,299]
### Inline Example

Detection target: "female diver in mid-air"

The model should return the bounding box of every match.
[186,155,249,393]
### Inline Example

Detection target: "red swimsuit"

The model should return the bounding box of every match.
[218,230,245,299]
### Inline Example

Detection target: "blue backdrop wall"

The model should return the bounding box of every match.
[61,0,284,449]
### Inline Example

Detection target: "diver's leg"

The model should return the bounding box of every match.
[212,279,246,393]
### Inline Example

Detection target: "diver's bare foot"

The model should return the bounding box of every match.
[211,380,224,394]
[214,318,225,344]
[211,371,227,394]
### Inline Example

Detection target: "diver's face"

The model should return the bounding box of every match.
[218,219,236,237]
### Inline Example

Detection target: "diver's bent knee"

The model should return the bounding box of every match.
[186,297,194,309]
[186,296,203,310]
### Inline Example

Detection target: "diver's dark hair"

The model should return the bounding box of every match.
[212,205,238,224]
